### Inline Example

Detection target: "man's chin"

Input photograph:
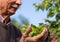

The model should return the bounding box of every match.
[9,12,15,16]
[8,9,16,14]
[5,12,15,16]
[7,11,16,15]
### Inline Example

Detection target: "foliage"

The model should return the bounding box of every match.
[33,0,60,41]
[33,0,60,20]
[30,24,46,37]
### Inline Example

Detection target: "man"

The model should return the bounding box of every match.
[0,0,58,42]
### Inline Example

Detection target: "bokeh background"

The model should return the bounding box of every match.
[11,0,48,25]
[10,0,60,41]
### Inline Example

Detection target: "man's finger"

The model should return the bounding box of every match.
[20,26,32,42]
[42,27,48,40]
[49,33,59,42]
[24,26,32,35]
[23,26,32,38]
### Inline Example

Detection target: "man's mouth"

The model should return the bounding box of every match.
[7,4,19,14]
[11,4,19,9]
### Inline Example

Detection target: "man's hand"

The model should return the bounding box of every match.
[20,26,48,42]
[49,33,59,42]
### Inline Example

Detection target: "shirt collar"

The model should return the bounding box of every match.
[0,15,10,24]
[0,15,5,23]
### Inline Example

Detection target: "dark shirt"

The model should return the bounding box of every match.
[0,16,22,42]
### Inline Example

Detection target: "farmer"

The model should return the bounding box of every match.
[0,0,58,42]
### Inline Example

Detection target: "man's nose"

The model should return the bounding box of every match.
[16,0,22,5]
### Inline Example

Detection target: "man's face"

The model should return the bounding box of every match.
[0,0,21,16]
